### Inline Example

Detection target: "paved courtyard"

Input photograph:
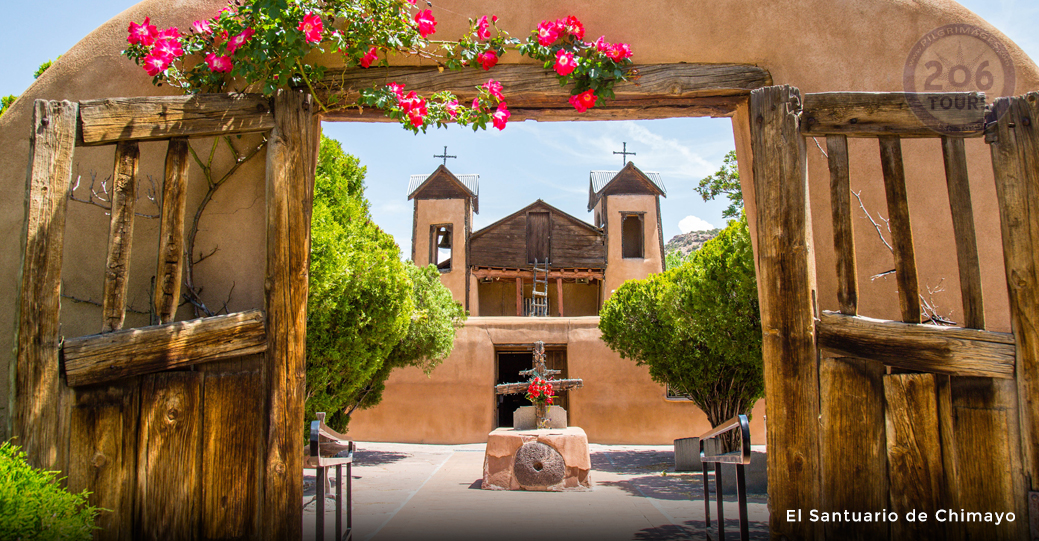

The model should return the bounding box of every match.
[303,442,769,541]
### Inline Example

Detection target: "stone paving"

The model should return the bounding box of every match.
[303,442,769,541]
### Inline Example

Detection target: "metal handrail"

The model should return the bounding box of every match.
[699,414,751,541]
[309,412,354,541]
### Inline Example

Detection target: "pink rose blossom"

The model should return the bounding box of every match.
[152,38,184,61]
[476,50,498,71]
[554,49,576,76]
[407,0,416,4]
[226,28,255,54]
[205,53,233,73]
[143,53,169,76]
[569,89,597,112]
[492,102,510,130]
[606,42,632,61]
[536,19,560,46]
[128,17,158,46]
[563,16,584,40]
[492,15,498,23]
[398,91,427,128]
[156,27,180,40]
[593,36,609,53]
[387,82,406,99]
[192,19,212,34]
[446,99,459,118]
[360,46,378,68]
[483,79,504,100]
[476,15,491,41]
[414,10,437,38]
[298,12,323,43]
[471,97,482,110]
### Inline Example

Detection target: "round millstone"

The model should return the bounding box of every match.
[513,441,565,487]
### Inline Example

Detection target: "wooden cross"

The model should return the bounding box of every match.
[433,145,457,166]
[495,341,583,397]
[613,142,636,166]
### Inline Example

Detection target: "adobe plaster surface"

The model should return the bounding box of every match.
[1,0,1038,439]
[602,194,664,300]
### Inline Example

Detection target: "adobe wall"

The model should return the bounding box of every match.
[602,194,664,299]
[413,198,468,304]
[1,0,1038,440]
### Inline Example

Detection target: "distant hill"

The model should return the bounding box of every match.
[665,229,721,257]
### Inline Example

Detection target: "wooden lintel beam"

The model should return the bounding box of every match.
[472,268,604,280]
[63,310,268,387]
[801,92,986,138]
[78,94,274,146]
[323,101,742,123]
[816,311,1015,379]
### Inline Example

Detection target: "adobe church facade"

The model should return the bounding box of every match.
[347,163,767,444]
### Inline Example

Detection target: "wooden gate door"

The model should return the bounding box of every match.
[12,89,317,540]
[750,85,1038,540]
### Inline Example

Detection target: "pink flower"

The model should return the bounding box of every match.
[483,79,504,100]
[298,12,323,43]
[471,97,482,110]
[476,50,498,71]
[606,42,632,61]
[192,19,212,34]
[398,91,428,128]
[152,38,184,61]
[414,9,437,38]
[554,49,576,76]
[205,53,233,73]
[387,82,406,99]
[407,0,416,4]
[142,53,169,76]
[536,19,561,46]
[226,28,255,54]
[156,27,180,40]
[476,15,491,41]
[569,89,597,112]
[128,17,158,46]
[492,16,498,23]
[563,16,584,40]
[360,46,378,68]
[492,102,510,130]
[593,36,609,53]
[446,99,459,118]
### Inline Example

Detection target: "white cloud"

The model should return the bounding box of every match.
[679,215,714,233]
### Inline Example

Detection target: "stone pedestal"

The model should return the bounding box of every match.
[482,427,592,491]
[512,405,567,430]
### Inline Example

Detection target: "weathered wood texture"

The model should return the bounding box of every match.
[470,200,605,269]
[203,368,265,539]
[801,92,986,138]
[68,383,140,541]
[526,211,550,264]
[988,91,1039,491]
[885,374,945,541]
[827,135,857,315]
[408,168,474,202]
[816,311,1015,378]
[515,277,523,317]
[819,357,888,541]
[13,99,78,472]
[102,140,139,332]
[264,89,317,540]
[317,63,770,122]
[941,136,985,329]
[78,94,273,146]
[135,371,203,539]
[749,85,821,540]
[63,310,268,387]
[878,135,921,323]
[154,138,190,324]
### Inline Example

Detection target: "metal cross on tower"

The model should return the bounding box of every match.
[614,142,636,166]
[434,146,457,166]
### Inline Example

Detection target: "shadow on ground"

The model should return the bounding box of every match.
[633,518,770,541]
[593,449,676,475]
[354,449,410,465]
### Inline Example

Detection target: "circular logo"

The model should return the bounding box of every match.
[903,24,1016,134]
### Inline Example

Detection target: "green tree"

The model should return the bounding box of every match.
[696,150,742,219]
[664,249,689,270]
[0,442,99,540]
[599,216,763,446]
[0,95,15,118]
[34,57,58,79]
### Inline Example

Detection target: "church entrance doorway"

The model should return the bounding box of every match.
[495,346,569,427]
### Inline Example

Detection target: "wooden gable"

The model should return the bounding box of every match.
[409,165,478,212]
[469,200,605,269]
[589,162,665,210]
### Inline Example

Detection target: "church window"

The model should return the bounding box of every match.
[621,213,644,259]
[430,224,452,272]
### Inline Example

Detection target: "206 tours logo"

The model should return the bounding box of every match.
[903,24,1016,134]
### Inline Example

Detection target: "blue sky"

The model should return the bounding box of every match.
[2,1,1037,252]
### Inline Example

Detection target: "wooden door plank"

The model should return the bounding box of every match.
[878,135,921,323]
[154,138,190,324]
[827,134,857,315]
[801,92,986,138]
[749,85,822,540]
[941,136,985,329]
[13,99,78,473]
[102,140,139,332]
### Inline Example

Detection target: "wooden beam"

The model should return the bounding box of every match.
[879,135,921,323]
[14,99,78,473]
[516,277,523,317]
[78,93,274,146]
[749,85,821,540]
[324,100,743,123]
[471,267,604,280]
[941,136,985,329]
[816,311,1014,378]
[153,138,190,324]
[827,134,857,315]
[62,310,267,387]
[101,140,139,332]
[988,91,1039,492]
[556,277,564,317]
[263,89,317,541]
[801,92,986,138]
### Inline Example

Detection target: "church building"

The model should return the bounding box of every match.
[348,162,766,444]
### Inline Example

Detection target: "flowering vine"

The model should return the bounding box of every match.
[123,0,635,133]
[526,377,555,406]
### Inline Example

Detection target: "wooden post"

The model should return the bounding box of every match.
[878,135,920,323]
[13,100,78,472]
[556,277,564,317]
[941,136,984,330]
[827,134,857,316]
[154,138,190,324]
[102,140,140,332]
[264,88,317,541]
[988,92,1039,495]
[516,277,523,316]
[749,85,821,540]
